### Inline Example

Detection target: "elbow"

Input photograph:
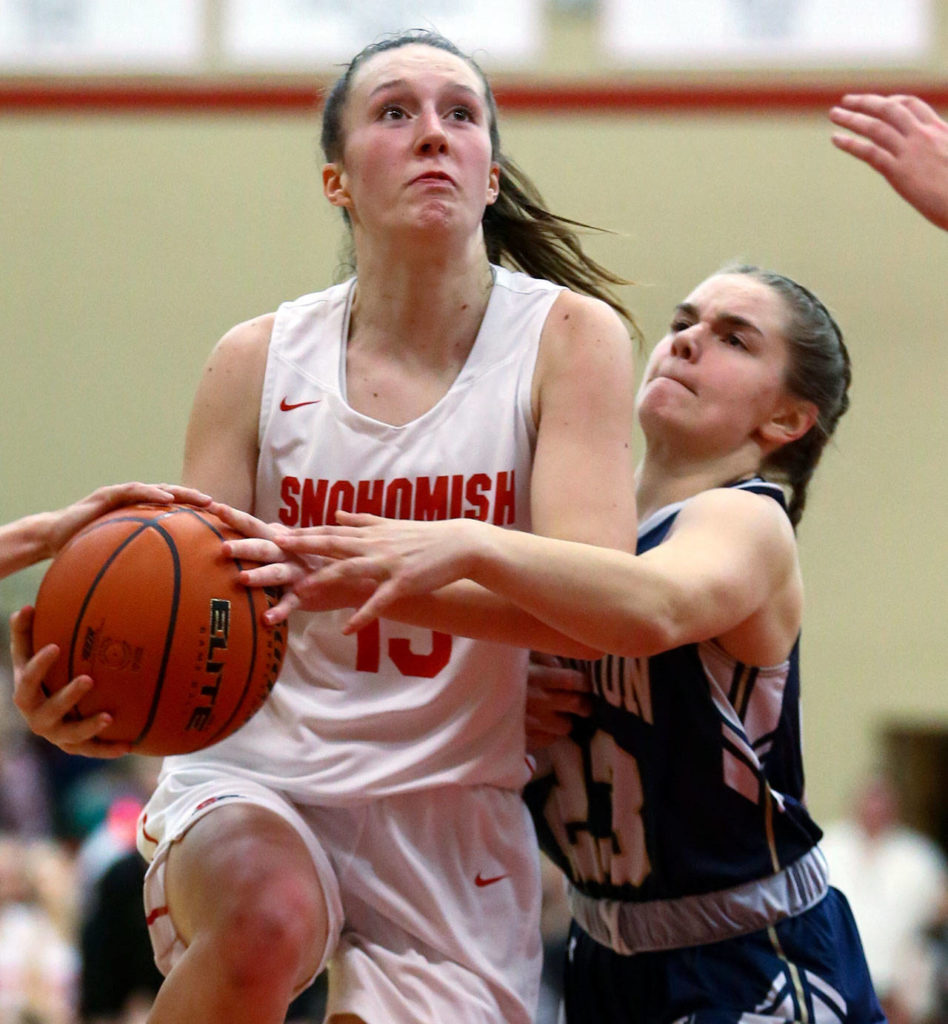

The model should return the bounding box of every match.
[612,592,687,659]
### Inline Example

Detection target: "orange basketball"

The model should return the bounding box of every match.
[31,503,286,756]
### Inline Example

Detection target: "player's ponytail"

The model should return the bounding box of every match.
[320,29,638,333]
[482,155,638,332]
[724,265,851,527]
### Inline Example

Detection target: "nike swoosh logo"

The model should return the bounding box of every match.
[474,872,509,888]
[279,397,321,411]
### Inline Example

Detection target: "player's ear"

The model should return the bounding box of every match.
[758,396,819,451]
[485,162,500,206]
[323,162,352,209]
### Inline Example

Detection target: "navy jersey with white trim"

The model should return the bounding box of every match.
[524,479,823,902]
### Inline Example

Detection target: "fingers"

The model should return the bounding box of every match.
[294,555,387,594]
[528,658,591,694]
[9,606,36,671]
[277,529,367,560]
[19,671,131,757]
[333,511,387,527]
[88,482,210,511]
[830,132,894,176]
[290,563,377,617]
[524,658,592,750]
[262,590,300,626]
[223,536,286,565]
[10,608,129,758]
[341,580,401,635]
[529,651,562,668]
[208,502,275,541]
[894,94,940,124]
[238,561,305,589]
[829,105,904,155]
[830,92,941,149]
[834,93,915,131]
[155,483,213,507]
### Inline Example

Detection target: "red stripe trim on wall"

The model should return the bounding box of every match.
[1,80,947,114]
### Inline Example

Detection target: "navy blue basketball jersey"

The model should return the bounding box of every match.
[525,479,823,906]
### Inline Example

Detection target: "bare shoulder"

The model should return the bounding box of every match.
[211,312,276,368]
[666,487,803,664]
[184,312,277,494]
[679,485,793,528]
[193,313,276,405]
[543,290,631,349]
[675,486,798,564]
[537,290,635,389]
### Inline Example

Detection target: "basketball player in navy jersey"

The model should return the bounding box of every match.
[831,92,948,230]
[228,265,883,1022]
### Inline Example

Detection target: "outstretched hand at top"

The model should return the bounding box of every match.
[830,93,948,230]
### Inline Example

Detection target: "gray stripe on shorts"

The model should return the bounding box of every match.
[568,846,829,954]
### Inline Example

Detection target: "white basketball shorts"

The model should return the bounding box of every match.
[138,768,542,1023]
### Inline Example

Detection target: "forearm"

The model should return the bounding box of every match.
[466,526,673,656]
[383,579,604,659]
[447,494,788,658]
[366,516,668,658]
[0,513,54,579]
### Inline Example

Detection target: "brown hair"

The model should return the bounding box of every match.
[723,265,852,527]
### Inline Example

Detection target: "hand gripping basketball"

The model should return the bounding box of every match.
[31,503,287,756]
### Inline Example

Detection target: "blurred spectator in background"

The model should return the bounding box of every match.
[822,772,948,1024]
[0,833,78,1023]
[923,889,948,1024]
[0,617,56,838]
[75,759,162,1024]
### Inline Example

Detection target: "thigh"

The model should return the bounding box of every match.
[164,803,326,944]
[139,771,344,994]
[314,786,543,1024]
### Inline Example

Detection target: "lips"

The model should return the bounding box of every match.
[409,170,456,186]
[651,372,696,394]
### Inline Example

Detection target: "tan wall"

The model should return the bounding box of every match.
[1,84,946,824]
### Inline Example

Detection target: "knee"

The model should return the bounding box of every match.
[166,813,330,994]
[214,872,326,991]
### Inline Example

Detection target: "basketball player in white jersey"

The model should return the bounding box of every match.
[12,29,637,1024]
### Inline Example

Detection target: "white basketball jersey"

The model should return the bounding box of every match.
[163,266,563,802]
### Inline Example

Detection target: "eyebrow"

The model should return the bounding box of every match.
[368,78,483,103]
[673,303,763,336]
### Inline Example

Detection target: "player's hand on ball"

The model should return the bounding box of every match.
[212,502,312,586]
[276,511,481,633]
[44,482,212,561]
[211,501,331,623]
[9,607,132,758]
[525,653,591,751]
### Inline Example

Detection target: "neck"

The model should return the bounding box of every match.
[635,445,763,523]
[349,230,494,359]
